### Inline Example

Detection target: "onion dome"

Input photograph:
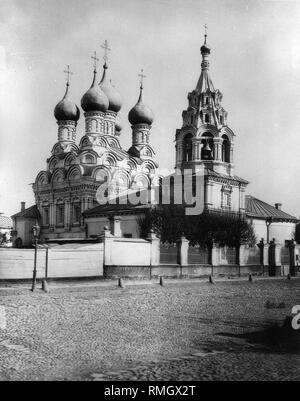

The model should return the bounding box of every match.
[54,82,80,121]
[200,43,210,55]
[99,64,122,112]
[81,69,109,112]
[200,29,210,55]
[128,85,154,126]
[115,114,122,132]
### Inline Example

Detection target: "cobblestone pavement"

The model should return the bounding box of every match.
[0,279,300,381]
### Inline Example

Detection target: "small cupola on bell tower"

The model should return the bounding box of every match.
[128,69,155,160]
[53,65,80,153]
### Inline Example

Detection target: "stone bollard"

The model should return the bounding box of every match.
[159,276,164,286]
[209,275,214,284]
[249,274,253,283]
[287,273,291,280]
[42,280,49,293]
[118,278,125,288]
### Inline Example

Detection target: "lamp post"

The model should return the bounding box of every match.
[31,222,40,292]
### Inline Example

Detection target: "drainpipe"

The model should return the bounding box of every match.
[265,217,273,244]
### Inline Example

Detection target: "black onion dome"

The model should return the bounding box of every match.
[128,87,154,125]
[99,66,122,112]
[81,70,109,112]
[54,84,80,121]
[200,43,211,55]
[201,33,211,55]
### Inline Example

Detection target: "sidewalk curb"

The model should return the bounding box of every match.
[0,275,298,297]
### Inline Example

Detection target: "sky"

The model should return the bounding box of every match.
[1,0,300,217]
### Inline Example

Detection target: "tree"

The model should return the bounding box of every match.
[138,205,257,249]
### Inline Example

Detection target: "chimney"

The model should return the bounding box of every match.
[21,202,26,212]
[275,203,282,210]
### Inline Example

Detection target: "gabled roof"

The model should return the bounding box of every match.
[245,196,298,222]
[11,205,41,219]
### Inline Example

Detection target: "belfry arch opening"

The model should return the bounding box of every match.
[183,133,193,162]
[201,132,214,160]
[222,134,230,163]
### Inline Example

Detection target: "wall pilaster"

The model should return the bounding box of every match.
[213,138,223,161]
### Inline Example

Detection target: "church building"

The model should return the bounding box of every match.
[12,36,298,246]
[19,43,158,244]
[83,33,297,242]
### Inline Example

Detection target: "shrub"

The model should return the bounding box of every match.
[138,205,257,247]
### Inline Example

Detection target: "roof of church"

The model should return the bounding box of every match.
[128,85,154,126]
[11,205,41,219]
[83,199,150,217]
[0,214,13,228]
[54,80,80,122]
[196,69,215,93]
[84,193,298,223]
[99,64,122,113]
[245,196,298,222]
[205,169,249,184]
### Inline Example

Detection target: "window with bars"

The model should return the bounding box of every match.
[56,205,64,226]
[44,207,49,225]
[73,204,81,224]
[221,189,232,209]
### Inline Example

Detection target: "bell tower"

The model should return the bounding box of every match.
[174,28,248,214]
[175,27,234,177]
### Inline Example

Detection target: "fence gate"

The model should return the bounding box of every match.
[244,246,260,265]
[160,243,178,264]
[227,247,237,264]
[219,247,237,265]
[281,246,290,266]
[188,245,210,265]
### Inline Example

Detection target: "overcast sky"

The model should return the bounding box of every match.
[1,0,300,217]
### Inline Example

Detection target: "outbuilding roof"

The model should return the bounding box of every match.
[11,205,41,219]
[245,195,298,222]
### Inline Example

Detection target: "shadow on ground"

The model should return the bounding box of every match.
[217,316,300,353]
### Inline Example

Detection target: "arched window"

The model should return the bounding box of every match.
[222,134,231,163]
[56,201,65,226]
[201,132,214,160]
[43,207,49,225]
[183,133,193,162]
[72,199,81,224]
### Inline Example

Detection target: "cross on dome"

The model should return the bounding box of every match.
[138,69,146,89]
[204,24,208,44]
[63,65,73,86]
[91,51,99,72]
[101,40,111,67]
